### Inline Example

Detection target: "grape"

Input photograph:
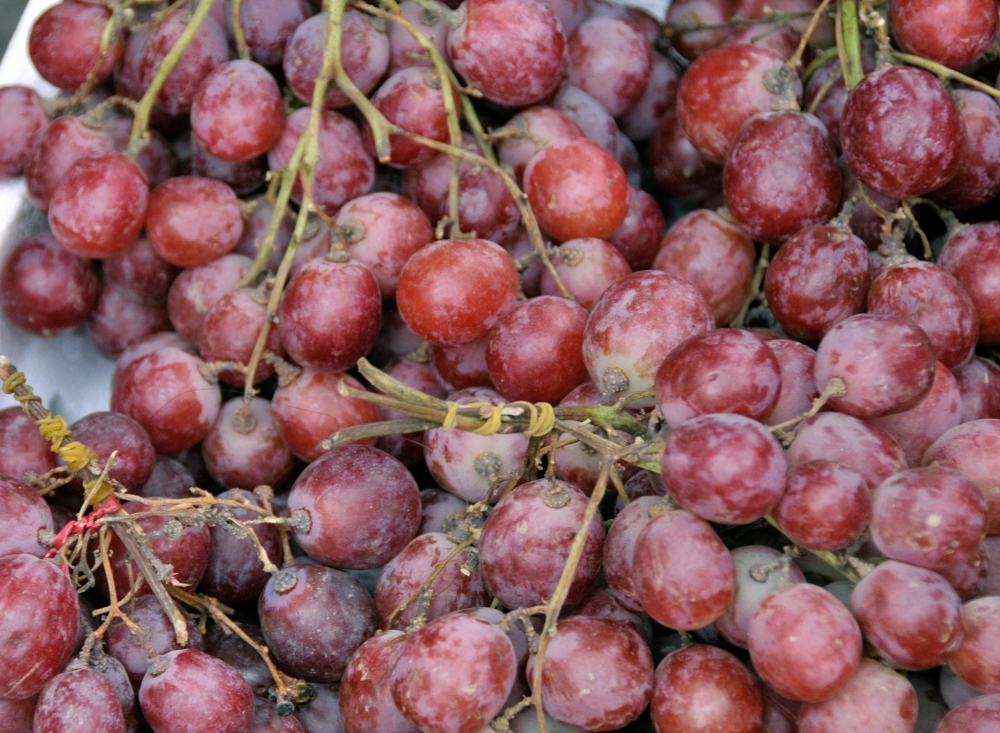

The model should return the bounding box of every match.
[200,288,283,385]
[289,445,420,569]
[146,177,243,268]
[139,649,254,733]
[868,261,977,369]
[567,587,652,644]
[278,260,381,373]
[430,338,492,391]
[203,623,271,697]
[936,694,1000,733]
[539,238,632,310]
[239,0,310,66]
[199,488,282,603]
[526,616,653,731]
[284,10,389,108]
[101,500,211,600]
[0,86,48,177]
[268,107,375,215]
[376,357,448,465]
[202,398,294,491]
[654,330,782,427]
[259,564,376,682]
[24,116,114,213]
[772,461,870,551]
[88,285,171,360]
[106,238,181,306]
[787,412,906,489]
[364,67,458,169]
[939,542,990,601]
[677,44,800,163]
[0,407,58,481]
[931,89,1000,209]
[271,368,380,462]
[814,313,936,419]
[390,613,516,733]
[419,489,468,535]
[486,296,588,404]
[648,107,723,201]
[666,0,734,60]
[725,22,800,58]
[478,479,604,609]
[190,136,268,196]
[763,225,870,341]
[496,106,585,183]
[139,11,228,117]
[0,694,36,732]
[396,238,518,346]
[652,209,754,325]
[724,111,841,243]
[851,560,963,670]
[871,467,987,570]
[950,597,1000,693]
[716,545,806,649]
[764,340,819,425]
[607,188,666,270]
[892,0,997,69]
[524,138,631,242]
[251,699,305,733]
[446,0,566,107]
[401,132,479,219]
[33,668,127,733]
[797,658,917,733]
[387,0,448,74]
[651,644,764,733]
[334,193,434,299]
[0,554,79,699]
[28,1,123,91]
[374,532,488,630]
[618,53,680,142]
[0,232,100,338]
[568,17,653,117]
[551,85,620,155]
[295,684,343,733]
[748,584,862,703]
[603,495,660,613]
[445,166,521,245]
[166,253,251,345]
[634,508,736,629]
[924,419,1000,534]
[137,456,194,501]
[939,222,1000,345]
[0,476,52,559]
[66,411,155,493]
[340,631,417,733]
[661,413,787,525]
[583,271,714,405]
[841,65,964,199]
[84,653,138,733]
[868,361,962,465]
[110,346,221,455]
[190,60,286,162]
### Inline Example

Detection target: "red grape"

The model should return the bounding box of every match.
[396,238,518,346]
[924,419,1000,534]
[936,694,1000,733]
[0,407,58,481]
[146,176,243,268]
[648,107,723,201]
[939,222,1000,345]
[478,479,604,609]
[748,583,862,703]
[0,231,99,337]
[774,460,870,550]
[524,138,631,242]
[497,106,585,183]
[607,188,665,270]
[931,89,1000,209]
[339,631,417,733]
[190,136,268,196]
[568,17,653,117]
[796,658,917,733]
[387,0,448,74]
[111,346,221,455]
[252,699,305,733]
[651,644,764,733]
[139,649,254,733]
[950,596,1000,693]
[634,508,736,629]
[88,284,172,359]
[24,116,114,213]
[203,397,294,491]
[0,554,79,699]
[892,0,997,69]
[430,338,492,391]
[618,52,680,142]
[870,467,988,570]
[603,495,661,613]
[28,1,123,91]
[841,65,964,199]
[765,339,819,425]
[390,612,516,733]
[446,0,566,107]
[376,357,447,465]
[939,542,990,601]
[295,684,343,733]
[166,253,251,345]
[567,587,652,643]
[190,60,286,162]
[200,287,282,385]
[105,238,181,306]
[33,668,127,733]
[0,85,48,177]
[0,476,52,559]
[239,0,310,67]
[667,0,734,60]
[419,488,468,535]
[67,411,155,492]
[539,238,632,310]
[851,559,964,670]
[203,623,270,697]
[552,382,634,494]
[551,85,620,155]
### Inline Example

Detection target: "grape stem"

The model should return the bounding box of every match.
[231,0,251,60]
[891,51,1000,102]
[128,0,216,153]
[729,242,770,328]
[661,9,814,38]
[837,0,864,89]
[786,0,833,71]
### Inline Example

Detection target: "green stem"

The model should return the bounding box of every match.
[838,0,863,89]
[129,0,215,151]
[892,51,1000,101]
[231,0,251,60]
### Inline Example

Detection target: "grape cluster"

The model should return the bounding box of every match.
[1,0,1000,731]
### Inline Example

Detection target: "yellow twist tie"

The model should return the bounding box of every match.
[442,401,459,431]
[511,401,556,437]
[470,401,504,436]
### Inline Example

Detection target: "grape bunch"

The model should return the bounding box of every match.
[1,0,1000,731]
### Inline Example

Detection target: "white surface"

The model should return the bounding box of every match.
[0,0,116,423]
